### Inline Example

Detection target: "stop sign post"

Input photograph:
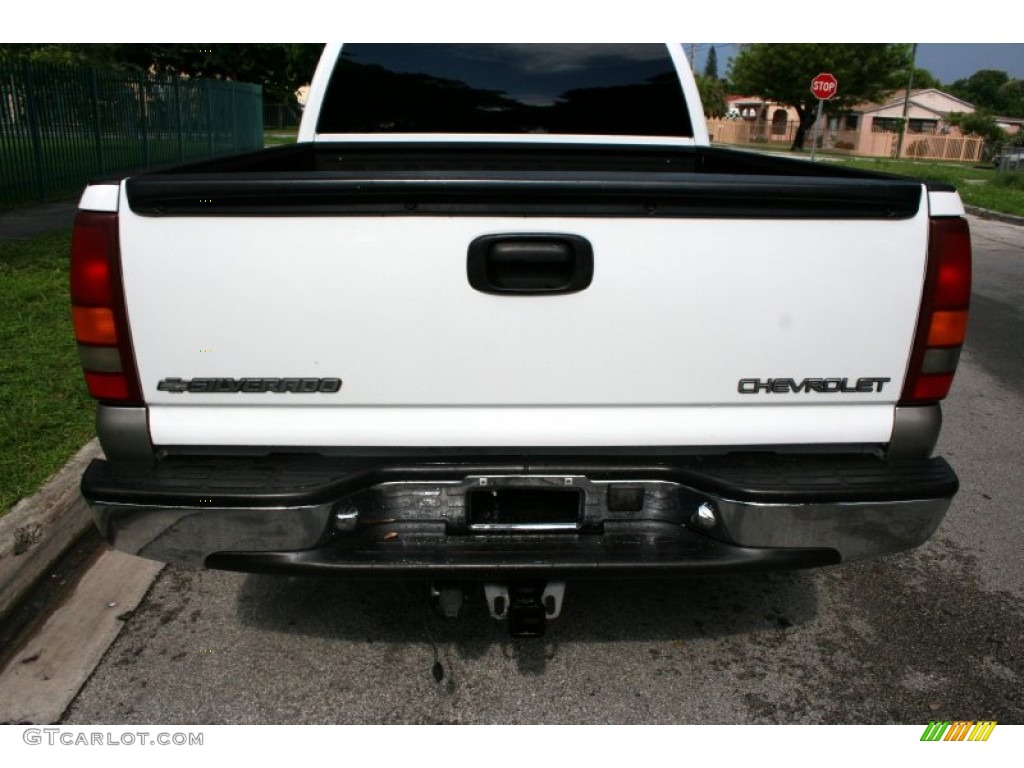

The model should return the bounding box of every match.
[809,73,838,161]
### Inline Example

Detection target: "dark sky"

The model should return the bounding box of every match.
[693,44,1024,84]
[915,44,1024,82]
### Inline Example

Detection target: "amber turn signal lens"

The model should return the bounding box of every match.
[927,310,968,347]
[72,306,118,345]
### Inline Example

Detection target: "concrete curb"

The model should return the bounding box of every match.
[0,440,103,622]
[965,205,1024,227]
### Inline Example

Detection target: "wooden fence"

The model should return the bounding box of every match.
[707,119,985,163]
[897,134,986,163]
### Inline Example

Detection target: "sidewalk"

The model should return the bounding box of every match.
[0,199,79,241]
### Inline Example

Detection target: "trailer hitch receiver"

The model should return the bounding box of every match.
[484,581,566,638]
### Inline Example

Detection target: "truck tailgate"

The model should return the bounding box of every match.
[117,180,929,449]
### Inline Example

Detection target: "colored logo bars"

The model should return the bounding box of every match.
[920,721,997,742]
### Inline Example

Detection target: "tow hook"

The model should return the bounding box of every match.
[483,581,566,638]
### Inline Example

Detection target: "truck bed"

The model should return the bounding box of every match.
[123,143,930,220]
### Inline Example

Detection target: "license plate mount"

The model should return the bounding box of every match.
[468,487,582,531]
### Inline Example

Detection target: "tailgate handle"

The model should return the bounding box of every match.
[468,234,593,295]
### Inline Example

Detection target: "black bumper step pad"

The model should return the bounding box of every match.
[83,453,958,508]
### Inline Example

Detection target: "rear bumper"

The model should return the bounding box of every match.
[83,453,957,576]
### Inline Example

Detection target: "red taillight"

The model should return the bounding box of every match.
[70,223,114,305]
[84,371,132,401]
[900,217,971,405]
[911,372,956,403]
[932,220,972,307]
[70,210,142,404]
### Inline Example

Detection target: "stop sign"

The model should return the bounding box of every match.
[811,73,838,100]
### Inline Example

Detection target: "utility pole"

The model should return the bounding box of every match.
[896,44,918,160]
[690,44,697,71]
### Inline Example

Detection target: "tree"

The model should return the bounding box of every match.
[0,44,324,106]
[911,68,942,91]
[695,74,727,118]
[728,44,912,151]
[704,46,719,80]
[115,44,324,105]
[948,69,1024,117]
[945,111,1006,143]
[0,43,126,67]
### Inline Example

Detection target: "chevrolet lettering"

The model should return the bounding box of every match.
[737,377,892,394]
[156,377,342,394]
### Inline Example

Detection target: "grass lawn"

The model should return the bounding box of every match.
[0,229,95,516]
[827,157,1024,218]
[263,129,298,146]
[717,143,1024,217]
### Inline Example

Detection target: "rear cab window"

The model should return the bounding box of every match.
[316,44,693,138]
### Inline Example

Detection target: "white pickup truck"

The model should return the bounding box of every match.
[72,44,970,636]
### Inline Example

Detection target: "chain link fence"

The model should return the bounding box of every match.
[994,141,1024,172]
[263,101,301,130]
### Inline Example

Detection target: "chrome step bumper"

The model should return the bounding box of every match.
[83,454,956,573]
